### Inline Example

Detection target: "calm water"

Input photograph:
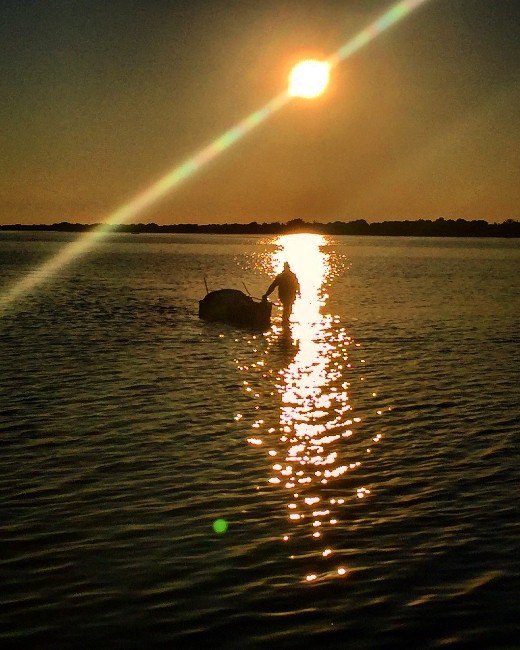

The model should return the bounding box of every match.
[0,232,518,648]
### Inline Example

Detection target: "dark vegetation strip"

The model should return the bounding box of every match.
[1,218,518,237]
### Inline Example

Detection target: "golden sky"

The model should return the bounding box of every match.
[1,0,519,224]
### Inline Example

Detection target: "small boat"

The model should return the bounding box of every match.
[199,289,272,330]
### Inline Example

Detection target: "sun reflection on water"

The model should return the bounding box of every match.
[270,233,329,327]
[236,234,376,582]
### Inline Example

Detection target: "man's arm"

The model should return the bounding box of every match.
[263,276,279,298]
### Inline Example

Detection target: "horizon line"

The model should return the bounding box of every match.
[0,216,518,228]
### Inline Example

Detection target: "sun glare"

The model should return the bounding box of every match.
[288,60,330,99]
[271,233,329,325]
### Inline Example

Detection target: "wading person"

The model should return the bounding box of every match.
[263,262,300,323]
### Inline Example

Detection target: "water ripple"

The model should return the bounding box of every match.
[1,233,519,647]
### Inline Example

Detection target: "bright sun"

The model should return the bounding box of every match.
[288,60,330,99]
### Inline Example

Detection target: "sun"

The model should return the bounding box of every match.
[288,60,330,99]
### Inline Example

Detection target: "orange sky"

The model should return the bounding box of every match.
[1,0,519,224]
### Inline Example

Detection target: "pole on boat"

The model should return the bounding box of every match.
[203,276,209,295]
[242,282,264,302]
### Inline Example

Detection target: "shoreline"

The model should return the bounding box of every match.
[0,218,518,238]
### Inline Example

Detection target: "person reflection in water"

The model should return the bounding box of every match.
[263,262,300,324]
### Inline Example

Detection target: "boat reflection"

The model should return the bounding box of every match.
[246,234,367,582]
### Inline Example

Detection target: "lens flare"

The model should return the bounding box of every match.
[0,0,431,315]
[327,0,430,67]
[212,518,229,534]
[0,92,289,315]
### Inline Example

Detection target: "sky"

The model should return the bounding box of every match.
[1,0,519,225]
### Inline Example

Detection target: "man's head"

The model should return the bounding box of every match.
[283,262,290,271]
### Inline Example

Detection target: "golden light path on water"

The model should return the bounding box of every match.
[243,235,381,583]
[0,0,432,316]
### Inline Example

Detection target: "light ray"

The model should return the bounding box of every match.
[0,0,431,315]
[0,92,289,315]
[328,0,430,68]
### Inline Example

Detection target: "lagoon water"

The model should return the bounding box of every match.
[0,232,518,648]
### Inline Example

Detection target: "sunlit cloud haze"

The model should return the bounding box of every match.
[1,0,519,224]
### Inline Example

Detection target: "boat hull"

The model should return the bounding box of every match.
[199,289,272,330]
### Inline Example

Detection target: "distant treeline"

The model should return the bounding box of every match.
[1,218,519,237]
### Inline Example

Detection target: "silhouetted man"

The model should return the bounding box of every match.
[263,262,300,323]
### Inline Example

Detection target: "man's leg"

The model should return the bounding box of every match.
[282,300,293,323]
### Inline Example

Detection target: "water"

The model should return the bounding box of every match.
[0,232,518,648]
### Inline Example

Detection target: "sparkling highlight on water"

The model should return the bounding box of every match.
[240,233,376,581]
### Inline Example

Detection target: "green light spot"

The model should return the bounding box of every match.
[213,519,228,534]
